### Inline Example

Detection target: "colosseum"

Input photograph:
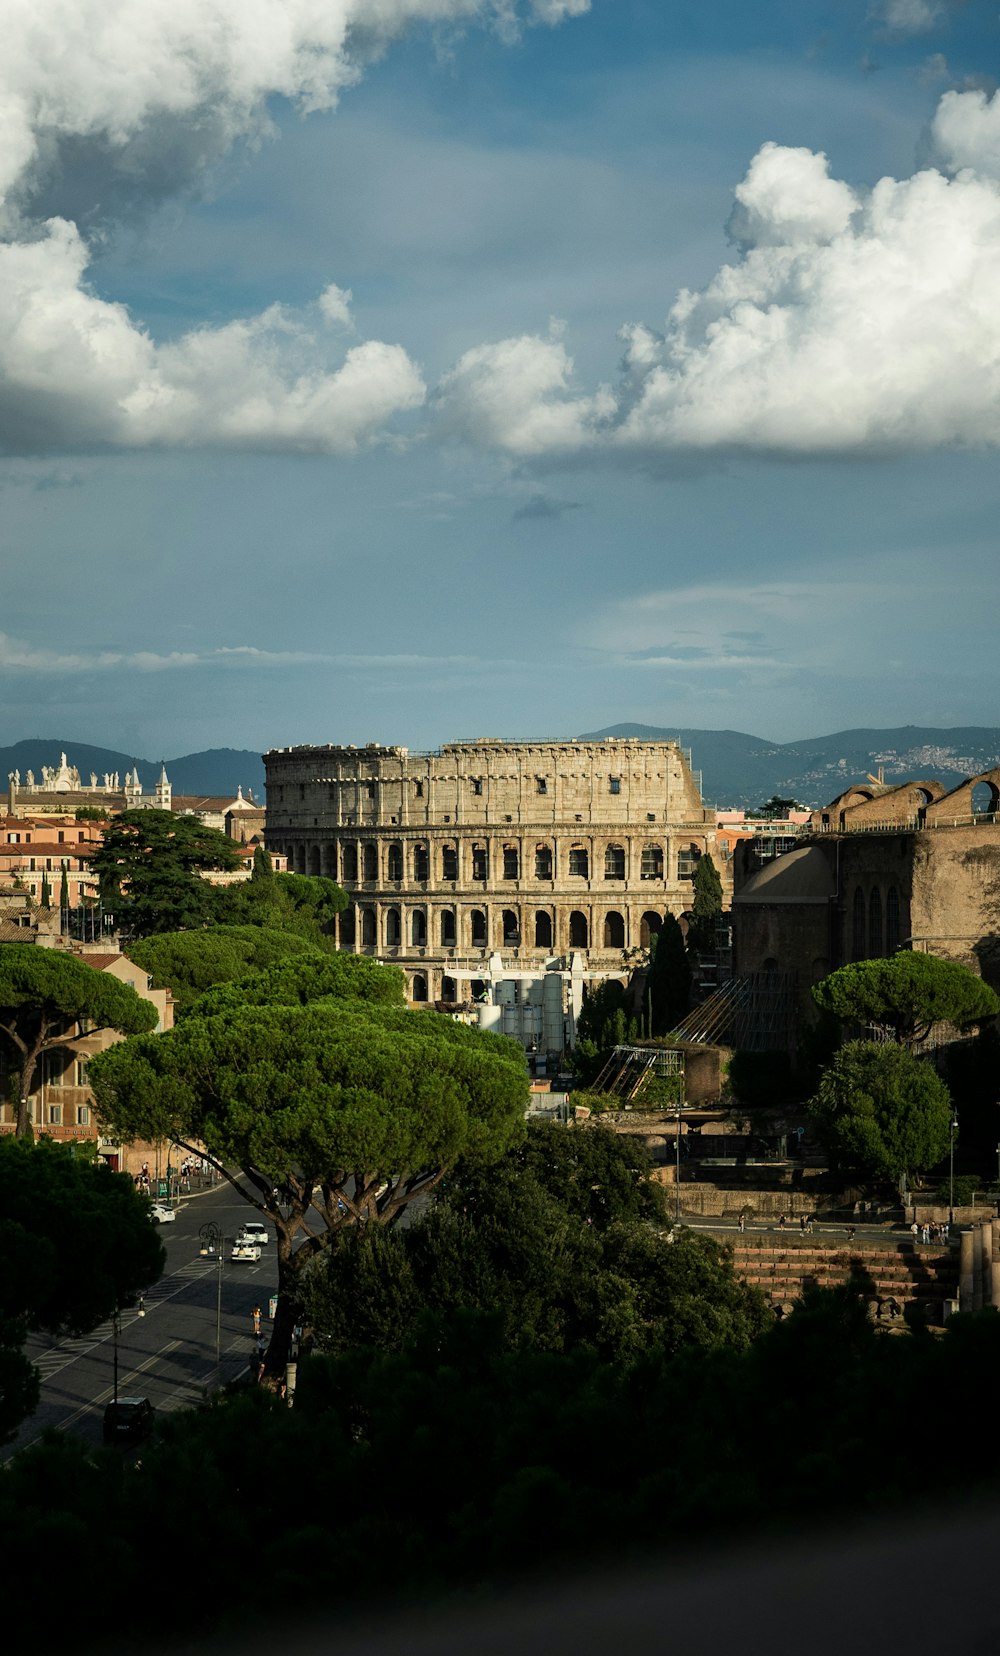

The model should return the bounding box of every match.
[264,738,720,1047]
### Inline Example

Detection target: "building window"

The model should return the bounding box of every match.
[569,911,589,948]
[411,973,428,1003]
[609,777,621,795]
[677,848,698,881]
[341,845,358,883]
[886,886,900,954]
[471,910,487,946]
[362,843,378,881]
[48,1103,62,1125]
[852,887,866,960]
[472,846,489,881]
[503,847,519,880]
[534,911,553,948]
[641,845,663,880]
[869,889,883,958]
[339,908,356,946]
[413,844,429,881]
[361,908,377,946]
[569,847,589,878]
[411,909,427,946]
[442,846,458,881]
[536,777,547,795]
[535,844,553,880]
[603,911,625,949]
[604,844,625,880]
[502,909,520,946]
[415,781,424,798]
[76,1104,90,1127]
[441,910,456,947]
[472,778,483,796]
[386,907,401,945]
[387,842,403,881]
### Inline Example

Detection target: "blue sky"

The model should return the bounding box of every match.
[1,0,998,758]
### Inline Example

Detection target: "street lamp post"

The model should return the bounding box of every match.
[949,1110,959,1227]
[112,1306,120,1404]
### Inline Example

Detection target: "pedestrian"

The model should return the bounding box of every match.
[910,1221,919,1243]
[875,1297,884,1321]
[888,1297,901,1320]
[738,1213,746,1233]
[779,1214,786,1230]
[251,1304,262,1338]
[799,1214,807,1232]
[921,1223,930,1244]
[847,1225,856,1242]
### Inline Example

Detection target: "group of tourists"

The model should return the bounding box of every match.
[911,1220,950,1245]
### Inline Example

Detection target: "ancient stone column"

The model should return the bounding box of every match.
[960,1227,975,1312]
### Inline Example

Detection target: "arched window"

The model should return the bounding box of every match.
[502,909,520,945]
[503,846,519,880]
[441,976,457,1002]
[339,908,356,946]
[385,907,401,946]
[852,887,866,960]
[387,842,403,881]
[535,844,553,880]
[323,843,337,879]
[604,844,625,880]
[569,911,588,949]
[472,844,488,881]
[442,845,458,881]
[361,907,377,946]
[411,909,427,946]
[411,973,428,1002]
[471,909,487,946]
[534,910,553,948]
[868,888,883,957]
[640,911,663,949]
[308,846,321,877]
[340,844,357,883]
[603,911,625,948]
[413,844,429,882]
[362,843,377,881]
[295,846,307,874]
[569,846,588,878]
[640,845,663,880]
[886,887,900,954]
[440,909,456,947]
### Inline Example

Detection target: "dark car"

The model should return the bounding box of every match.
[103,1397,155,1445]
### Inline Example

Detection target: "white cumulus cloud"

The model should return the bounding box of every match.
[436,88,1000,459]
[0,0,586,455]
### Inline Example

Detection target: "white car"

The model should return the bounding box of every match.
[150,1203,176,1224]
[239,1221,269,1247]
[231,1240,261,1262]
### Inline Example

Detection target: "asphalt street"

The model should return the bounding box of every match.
[4,1181,278,1462]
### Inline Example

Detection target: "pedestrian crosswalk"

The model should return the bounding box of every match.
[27,1258,220,1381]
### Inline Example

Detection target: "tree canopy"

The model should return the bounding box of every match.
[88,809,241,934]
[0,1137,164,1439]
[645,913,691,1033]
[0,945,159,1138]
[210,866,347,949]
[687,852,724,953]
[808,1039,953,1188]
[572,978,639,1085]
[89,959,528,1374]
[812,953,999,1048]
[128,926,323,1013]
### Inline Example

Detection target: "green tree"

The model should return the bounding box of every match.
[89,980,528,1376]
[813,953,999,1048]
[751,795,804,818]
[645,914,691,1033]
[808,1039,953,1187]
[0,1137,164,1439]
[572,979,639,1085]
[39,873,51,910]
[210,868,347,950]
[59,864,70,912]
[88,809,241,935]
[128,926,323,1014]
[0,946,159,1138]
[687,852,724,953]
[252,844,273,879]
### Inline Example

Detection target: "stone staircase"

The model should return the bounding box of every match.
[723,1236,959,1318]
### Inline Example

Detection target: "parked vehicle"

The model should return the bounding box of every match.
[103,1397,155,1444]
[150,1203,176,1224]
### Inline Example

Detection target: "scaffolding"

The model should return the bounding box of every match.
[668,972,797,1052]
[590,1043,685,1103]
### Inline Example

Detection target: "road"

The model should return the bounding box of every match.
[3,1181,278,1462]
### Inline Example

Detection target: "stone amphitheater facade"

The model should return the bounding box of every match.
[263,738,718,1007]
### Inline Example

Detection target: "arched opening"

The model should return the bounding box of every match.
[387,842,403,881]
[323,844,337,879]
[470,978,487,1003]
[442,845,458,881]
[534,910,553,948]
[472,844,489,881]
[413,844,429,881]
[640,845,663,880]
[763,957,778,974]
[851,887,866,960]
[308,846,321,876]
[411,973,428,1003]
[441,975,457,1003]
[604,844,625,880]
[341,844,358,883]
[502,909,520,946]
[385,907,401,946]
[603,911,625,948]
[362,843,378,881]
[886,886,900,954]
[868,888,883,957]
[339,908,356,946]
[972,780,1000,817]
[503,845,519,880]
[295,846,307,874]
[440,909,456,947]
[569,911,588,949]
[535,844,553,880]
[471,909,487,947]
[640,911,663,949]
[361,907,377,946]
[569,845,588,878]
[411,909,427,946]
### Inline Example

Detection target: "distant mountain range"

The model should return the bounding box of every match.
[3,727,999,811]
[0,741,266,799]
[577,724,1000,808]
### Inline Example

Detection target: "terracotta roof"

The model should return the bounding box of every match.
[76,952,126,970]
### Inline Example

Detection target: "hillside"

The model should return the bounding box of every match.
[0,741,266,800]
